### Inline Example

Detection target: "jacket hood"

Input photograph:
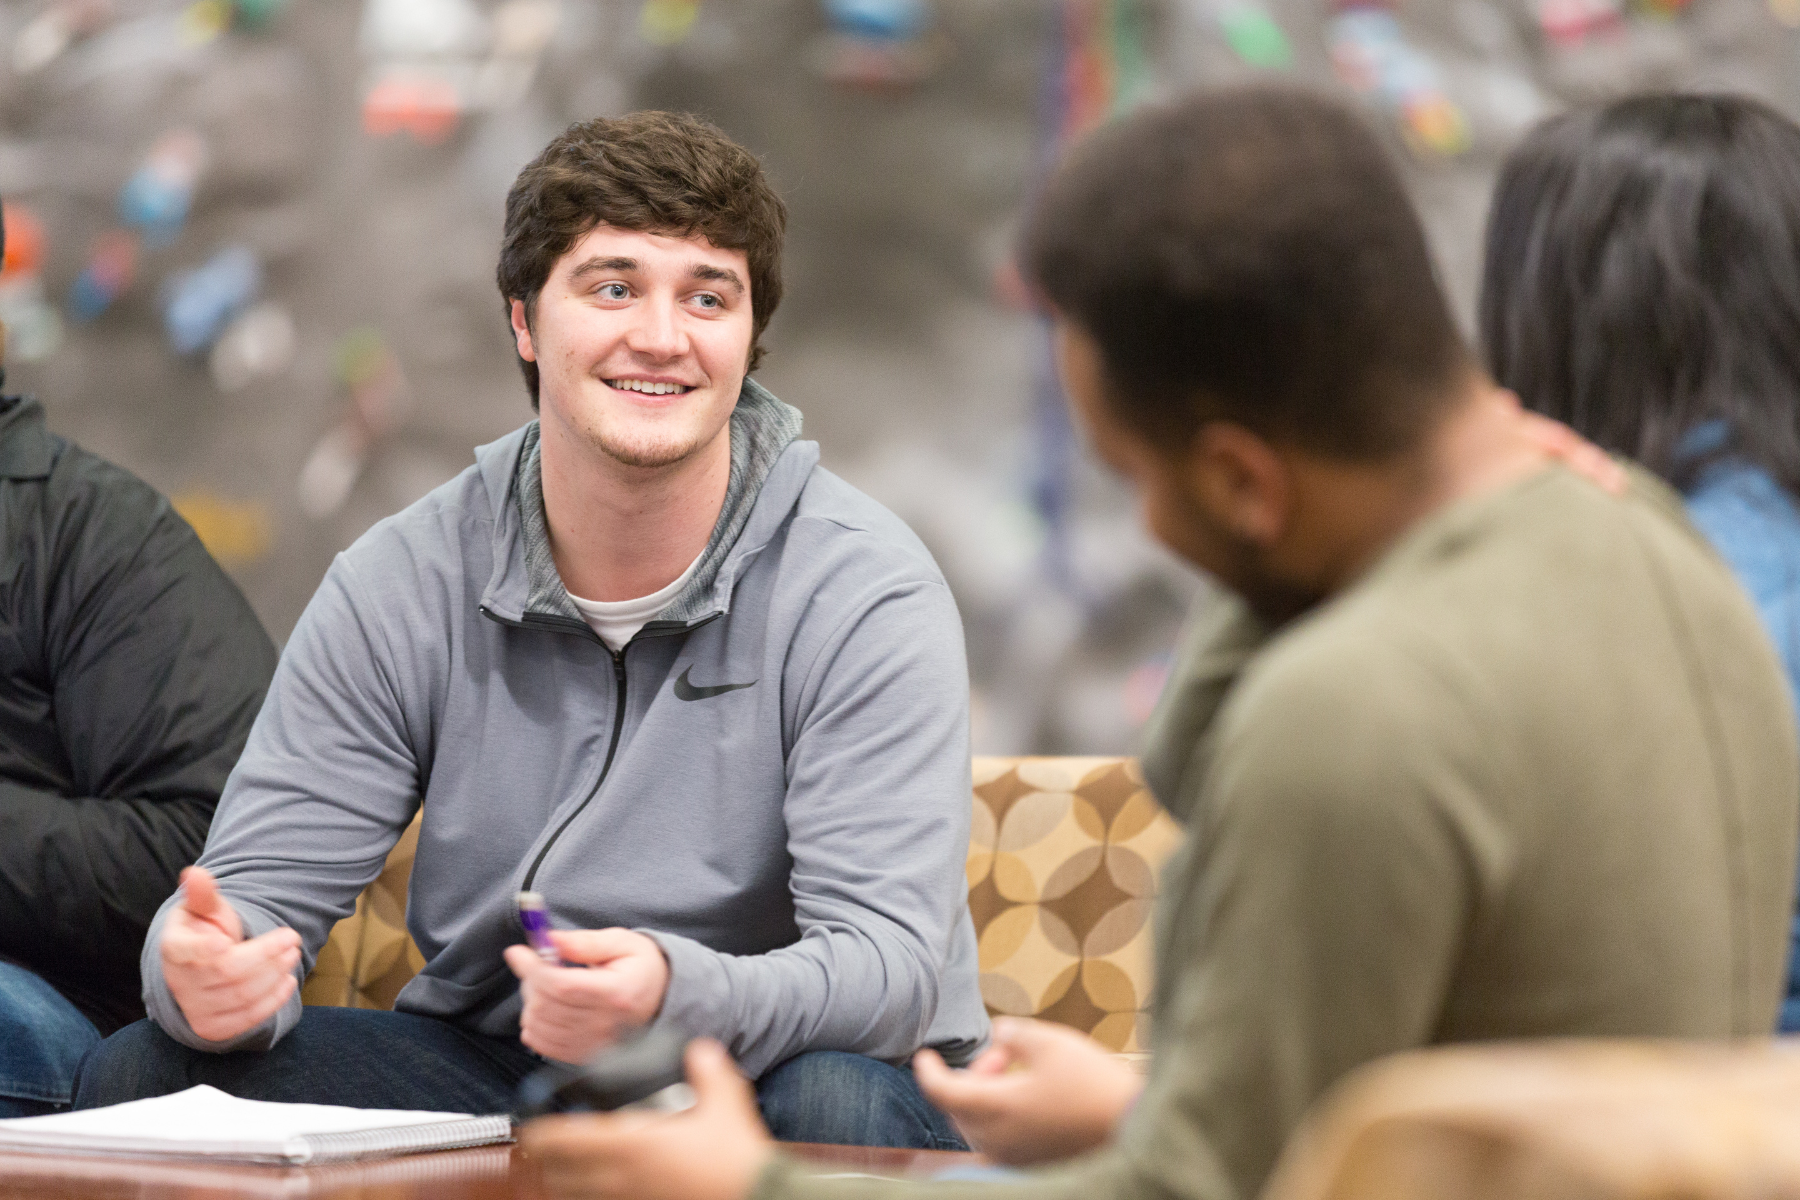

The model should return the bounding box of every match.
[475,379,813,635]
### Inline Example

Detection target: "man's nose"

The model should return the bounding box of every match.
[624,296,686,360]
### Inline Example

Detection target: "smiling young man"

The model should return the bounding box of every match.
[73,112,989,1147]
[514,86,1800,1200]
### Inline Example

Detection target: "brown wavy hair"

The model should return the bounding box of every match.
[498,111,787,408]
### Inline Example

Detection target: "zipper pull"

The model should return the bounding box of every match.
[612,649,626,681]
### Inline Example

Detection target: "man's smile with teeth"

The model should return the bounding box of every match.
[607,378,694,395]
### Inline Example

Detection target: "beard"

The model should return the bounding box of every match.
[591,421,716,470]
[1157,505,1322,628]
[1230,568,1323,629]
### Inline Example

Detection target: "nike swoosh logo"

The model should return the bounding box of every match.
[673,666,758,701]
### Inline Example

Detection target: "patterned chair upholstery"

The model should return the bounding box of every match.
[968,756,1182,1055]
[299,815,426,1010]
[301,756,1186,1053]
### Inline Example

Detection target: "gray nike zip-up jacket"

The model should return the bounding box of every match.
[139,382,991,1075]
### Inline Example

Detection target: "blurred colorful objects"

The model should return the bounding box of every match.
[1,204,45,282]
[1404,92,1471,153]
[471,0,559,109]
[1008,0,1155,596]
[491,0,558,55]
[0,202,60,363]
[210,301,297,392]
[67,229,141,323]
[0,285,61,363]
[1006,0,1151,306]
[812,0,937,89]
[180,0,233,45]
[11,0,113,75]
[179,0,292,42]
[335,326,409,435]
[297,425,365,519]
[1053,0,1152,145]
[171,490,273,566]
[1329,9,1471,156]
[357,0,556,138]
[1536,0,1624,43]
[357,0,495,140]
[1214,0,1293,67]
[119,130,209,249]
[363,72,463,143]
[161,245,261,355]
[360,0,485,57]
[233,0,289,29]
[826,0,928,37]
[639,0,700,45]
[298,328,410,518]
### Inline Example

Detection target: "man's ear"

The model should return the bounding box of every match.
[509,299,536,363]
[1186,423,1290,546]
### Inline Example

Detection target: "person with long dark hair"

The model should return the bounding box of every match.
[1481,92,1800,1031]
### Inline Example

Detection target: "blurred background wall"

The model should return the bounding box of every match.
[1,0,1793,753]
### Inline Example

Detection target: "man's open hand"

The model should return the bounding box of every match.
[522,1038,772,1200]
[504,929,671,1063]
[914,1016,1144,1166]
[161,866,302,1043]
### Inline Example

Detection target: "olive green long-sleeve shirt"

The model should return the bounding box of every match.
[754,465,1799,1200]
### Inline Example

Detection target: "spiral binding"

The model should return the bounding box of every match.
[291,1116,513,1164]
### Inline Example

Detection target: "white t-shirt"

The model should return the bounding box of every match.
[567,552,703,652]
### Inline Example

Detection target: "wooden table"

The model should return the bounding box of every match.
[0,1141,984,1198]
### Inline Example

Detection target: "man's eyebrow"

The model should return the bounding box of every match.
[568,256,638,279]
[690,263,746,295]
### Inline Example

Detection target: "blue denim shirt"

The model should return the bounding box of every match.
[1683,449,1800,1031]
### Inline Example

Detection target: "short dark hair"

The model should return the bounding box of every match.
[1023,85,1472,459]
[1481,93,1800,497]
[498,111,787,408]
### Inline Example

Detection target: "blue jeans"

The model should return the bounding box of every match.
[73,1008,965,1149]
[755,1050,966,1150]
[0,961,102,1116]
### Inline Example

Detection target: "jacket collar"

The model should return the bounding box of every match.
[0,396,54,480]
[476,379,811,635]
[1138,593,1270,825]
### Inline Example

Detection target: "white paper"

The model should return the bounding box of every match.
[0,1085,508,1163]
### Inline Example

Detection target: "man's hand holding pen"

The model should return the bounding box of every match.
[504,929,671,1063]
[162,866,303,1043]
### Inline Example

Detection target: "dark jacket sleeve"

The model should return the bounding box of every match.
[0,441,277,1031]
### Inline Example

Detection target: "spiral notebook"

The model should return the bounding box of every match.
[0,1085,514,1164]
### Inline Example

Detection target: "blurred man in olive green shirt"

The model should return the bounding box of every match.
[517,86,1800,1200]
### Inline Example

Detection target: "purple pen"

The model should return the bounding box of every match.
[516,891,563,965]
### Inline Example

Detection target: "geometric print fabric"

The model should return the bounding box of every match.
[303,756,1181,1053]
[298,816,427,1011]
[968,757,1183,1053]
